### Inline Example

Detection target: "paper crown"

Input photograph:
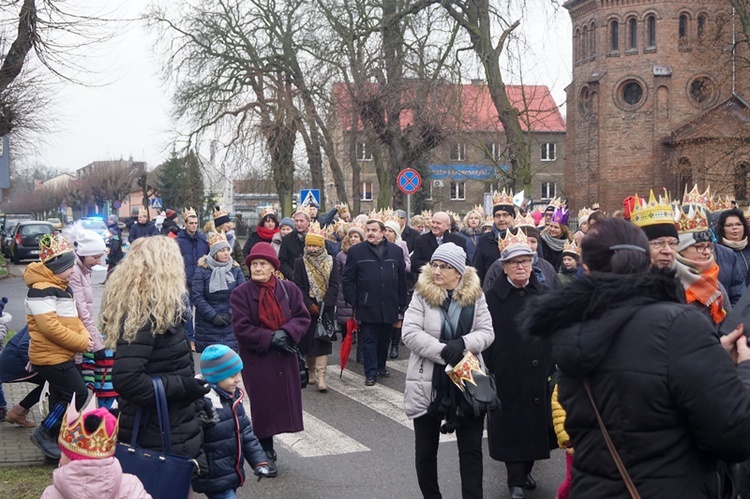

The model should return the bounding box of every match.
[546,197,564,211]
[708,194,733,212]
[58,394,119,460]
[183,207,197,220]
[446,211,461,225]
[492,189,514,207]
[420,210,432,220]
[213,205,228,219]
[630,190,677,228]
[551,204,570,226]
[683,184,711,207]
[577,207,593,222]
[514,212,536,228]
[497,227,530,252]
[347,220,366,234]
[471,204,485,217]
[258,206,275,218]
[307,221,329,238]
[483,214,494,227]
[297,204,318,219]
[337,203,350,215]
[208,231,229,248]
[676,204,710,234]
[39,234,74,263]
[562,240,580,256]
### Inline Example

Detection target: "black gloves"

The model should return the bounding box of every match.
[184,377,211,401]
[440,338,465,367]
[270,330,296,354]
[211,312,231,326]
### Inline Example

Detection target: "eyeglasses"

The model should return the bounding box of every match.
[430,262,454,271]
[648,239,679,250]
[724,223,744,229]
[692,243,714,254]
[505,258,532,268]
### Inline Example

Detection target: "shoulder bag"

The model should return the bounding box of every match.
[583,379,640,499]
[314,302,338,343]
[114,377,198,499]
[278,281,310,388]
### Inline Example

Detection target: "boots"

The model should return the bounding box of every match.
[307,355,317,384]
[31,425,61,460]
[315,356,328,393]
[6,404,35,428]
[390,327,402,359]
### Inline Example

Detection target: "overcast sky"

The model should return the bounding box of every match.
[29,1,572,174]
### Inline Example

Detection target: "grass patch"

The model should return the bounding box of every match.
[0,465,54,498]
[0,254,8,279]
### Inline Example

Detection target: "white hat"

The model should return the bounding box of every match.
[64,223,106,257]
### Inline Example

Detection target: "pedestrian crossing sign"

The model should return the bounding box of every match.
[300,189,320,208]
[150,197,162,209]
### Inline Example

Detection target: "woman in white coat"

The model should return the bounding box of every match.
[402,242,494,499]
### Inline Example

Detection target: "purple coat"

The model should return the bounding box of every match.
[229,278,311,439]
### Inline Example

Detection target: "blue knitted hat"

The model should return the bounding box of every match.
[200,345,243,384]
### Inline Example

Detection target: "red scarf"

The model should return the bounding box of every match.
[256,275,286,330]
[256,225,280,242]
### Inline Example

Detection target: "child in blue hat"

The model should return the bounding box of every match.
[194,345,272,498]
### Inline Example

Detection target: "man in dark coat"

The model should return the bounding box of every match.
[396,209,419,253]
[176,211,209,346]
[484,237,553,499]
[411,211,467,274]
[160,209,180,236]
[473,197,516,283]
[128,209,159,243]
[278,211,310,279]
[343,219,407,385]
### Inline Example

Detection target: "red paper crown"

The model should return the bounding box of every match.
[676,204,709,233]
[492,189,513,207]
[682,184,710,207]
[58,394,119,460]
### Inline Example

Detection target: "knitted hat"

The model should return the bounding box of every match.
[431,242,466,276]
[347,224,365,240]
[107,214,119,225]
[395,209,407,219]
[305,221,326,247]
[72,229,107,257]
[245,242,280,270]
[208,231,232,257]
[518,225,540,241]
[59,395,119,461]
[279,217,294,229]
[384,220,401,237]
[165,209,178,220]
[213,206,231,227]
[200,345,243,384]
[40,234,76,274]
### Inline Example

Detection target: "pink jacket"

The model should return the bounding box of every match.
[40,457,152,499]
[68,258,104,351]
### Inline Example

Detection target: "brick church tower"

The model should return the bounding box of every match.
[564,0,750,211]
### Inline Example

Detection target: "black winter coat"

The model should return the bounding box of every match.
[484,271,554,462]
[192,387,267,494]
[473,229,508,283]
[401,225,420,253]
[342,239,407,324]
[292,255,340,357]
[176,230,210,289]
[128,221,159,243]
[279,230,305,280]
[192,258,246,353]
[0,325,30,382]
[112,321,205,470]
[525,271,750,498]
[539,236,564,273]
[410,232,467,275]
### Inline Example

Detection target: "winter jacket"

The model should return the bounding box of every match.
[243,230,281,259]
[472,229,509,283]
[279,230,306,280]
[0,326,32,383]
[401,225,420,253]
[335,250,353,326]
[457,229,483,264]
[483,255,561,292]
[292,255,340,357]
[714,243,746,306]
[410,232,468,275]
[526,271,750,498]
[230,278,311,439]
[161,218,180,237]
[720,242,750,286]
[68,258,105,351]
[192,387,267,494]
[105,224,124,267]
[176,229,210,288]
[192,256,245,352]
[25,262,89,366]
[40,457,152,499]
[539,236,564,273]
[402,266,494,419]
[112,320,205,469]
[342,239,407,325]
[128,221,159,243]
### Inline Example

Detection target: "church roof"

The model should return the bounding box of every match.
[665,94,750,144]
[331,81,566,134]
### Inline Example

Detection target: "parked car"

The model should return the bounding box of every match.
[1,224,16,258]
[79,217,109,239]
[9,221,55,264]
[47,218,63,231]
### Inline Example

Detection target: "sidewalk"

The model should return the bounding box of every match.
[0,381,44,466]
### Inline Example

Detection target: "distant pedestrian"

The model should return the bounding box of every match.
[214,206,249,279]
[128,207,159,243]
[243,211,281,258]
[105,215,125,278]
[177,207,210,350]
[161,209,180,237]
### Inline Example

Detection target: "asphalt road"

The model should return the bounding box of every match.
[0,262,566,499]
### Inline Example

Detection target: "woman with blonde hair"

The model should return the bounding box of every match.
[102,236,209,474]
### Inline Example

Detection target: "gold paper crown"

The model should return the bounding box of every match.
[307,221,328,239]
[297,204,318,219]
[492,189,513,207]
[483,214,494,226]
[58,394,119,460]
[347,220,366,234]
[562,239,580,256]
[514,212,536,228]
[577,207,593,221]
[683,184,711,207]
[337,203,350,215]
[213,206,229,219]
[676,204,710,234]
[258,205,275,218]
[183,207,197,219]
[207,231,229,248]
[472,204,485,217]
[708,194,733,212]
[546,197,565,210]
[381,209,399,223]
[497,228,530,252]
[331,219,348,235]
[420,210,432,220]
[446,211,461,224]
[630,190,677,228]
[39,234,74,263]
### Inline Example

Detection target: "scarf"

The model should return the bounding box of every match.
[723,237,748,251]
[461,227,482,247]
[304,247,333,302]
[674,253,726,325]
[256,275,286,330]
[540,231,566,252]
[256,225,279,242]
[205,254,236,293]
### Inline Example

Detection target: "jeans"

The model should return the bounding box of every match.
[359,322,391,378]
[414,413,485,499]
[206,490,236,499]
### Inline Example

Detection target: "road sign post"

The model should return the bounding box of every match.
[397,168,422,221]
[299,189,321,209]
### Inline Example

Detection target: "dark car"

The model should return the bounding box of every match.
[9,221,55,264]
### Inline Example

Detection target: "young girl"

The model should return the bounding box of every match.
[557,241,580,286]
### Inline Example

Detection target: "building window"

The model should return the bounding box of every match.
[540,143,557,161]
[735,163,750,201]
[356,143,373,161]
[582,26,589,60]
[490,142,502,161]
[589,22,596,58]
[628,18,637,50]
[574,29,580,62]
[450,143,466,161]
[646,15,656,48]
[610,20,619,52]
[697,14,707,39]
[449,181,466,201]
[360,181,373,201]
[622,81,644,105]
[541,182,557,199]
[424,181,433,200]
[679,14,689,44]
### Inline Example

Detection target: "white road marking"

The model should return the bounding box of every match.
[387,359,409,373]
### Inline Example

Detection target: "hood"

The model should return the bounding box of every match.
[23,262,68,289]
[415,265,482,308]
[51,457,123,499]
[523,271,684,378]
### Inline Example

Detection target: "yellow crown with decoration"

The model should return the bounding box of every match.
[381,209,399,223]
[514,212,536,228]
[492,189,513,207]
[577,207,593,223]
[336,203,350,216]
[258,205,275,218]
[546,197,565,211]
[213,205,228,219]
[183,207,197,220]
[630,190,677,228]
[207,231,229,248]
[676,204,710,234]
[472,204,485,217]
[420,210,432,220]
[708,194,733,212]
[305,221,328,247]
[39,234,74,263]
[562,239,580,256]
[58,394,119,460]
[683,184,711,208]
[497,227,530,252]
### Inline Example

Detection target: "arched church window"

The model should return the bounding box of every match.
[628,18,637,50]
[697,14,707,39]
[610,20,619,52]
[582,26,589,60]
[646,15,656,48]
[735,163,750,201]
[679,14,688,40]
[589,22,596,58]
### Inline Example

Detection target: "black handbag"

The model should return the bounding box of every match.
[314,303,337,342]
[114,377,198,499]
[296,347,309,388]
[461,368,501,417]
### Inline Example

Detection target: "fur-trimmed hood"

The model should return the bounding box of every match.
[415,265,482,308]
[197,255,239,268]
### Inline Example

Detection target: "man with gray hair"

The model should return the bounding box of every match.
[411,211,468,274]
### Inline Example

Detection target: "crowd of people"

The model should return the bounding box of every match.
[2,186,750,498]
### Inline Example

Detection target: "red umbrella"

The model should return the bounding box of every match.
[340,315,358,378]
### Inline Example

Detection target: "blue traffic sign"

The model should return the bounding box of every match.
[397,168,422,195]
[300,189,320,207]
[150,197,162,209]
